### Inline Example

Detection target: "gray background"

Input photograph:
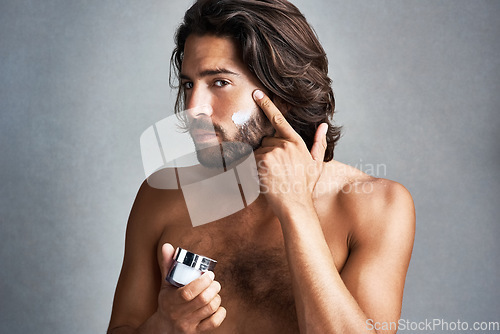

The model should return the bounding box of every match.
[1,0,498,333]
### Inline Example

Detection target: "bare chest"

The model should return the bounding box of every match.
[159,219,298,332]
[157,200,350,333]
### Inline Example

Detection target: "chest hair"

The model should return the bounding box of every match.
[214,242,298,326]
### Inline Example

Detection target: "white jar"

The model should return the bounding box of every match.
[166,247,217,287]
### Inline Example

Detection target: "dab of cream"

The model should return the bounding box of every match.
[231,109,253,126]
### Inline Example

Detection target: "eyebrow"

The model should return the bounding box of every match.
[180,68,240,80]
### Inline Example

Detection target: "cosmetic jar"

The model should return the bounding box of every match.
[166,247,217,287]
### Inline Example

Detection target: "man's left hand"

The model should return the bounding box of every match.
[252,89,328,211]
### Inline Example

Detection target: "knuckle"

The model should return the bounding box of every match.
[179,287,195,302]
[204,302,217,315]
[208,294,221,313]
[200,318,218,332]
[198,307,226,332]
[176,321,192,334]
[261,98,272,109]
[273,114,285,125]
[197,291,211,305]
[321,137,328,149]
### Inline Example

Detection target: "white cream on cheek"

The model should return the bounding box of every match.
[231,108,253,126]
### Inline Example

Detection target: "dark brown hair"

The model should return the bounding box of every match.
[171,0,341,161]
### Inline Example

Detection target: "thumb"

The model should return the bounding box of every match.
[310,123,328,161]
[161,243,176,286]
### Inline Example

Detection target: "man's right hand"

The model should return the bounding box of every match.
[157,243,226,333]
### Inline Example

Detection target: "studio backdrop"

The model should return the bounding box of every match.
[0,0,498,333]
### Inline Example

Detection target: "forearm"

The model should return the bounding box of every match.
[278,201,376,334]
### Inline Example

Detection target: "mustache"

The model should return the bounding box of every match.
[188,118,226,136]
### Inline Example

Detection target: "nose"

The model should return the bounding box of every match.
[185,86,213,119]
[186,104,213,120]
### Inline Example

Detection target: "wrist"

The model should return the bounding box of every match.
[134,311,172,334]
[274,197,317,224]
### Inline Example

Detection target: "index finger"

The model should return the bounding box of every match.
[177,271,215,303]
[253,89,298,141]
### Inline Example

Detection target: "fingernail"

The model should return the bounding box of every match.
[207,271,215,280]
[253,90,264,100]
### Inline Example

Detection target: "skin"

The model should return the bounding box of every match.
[107,35,415,334]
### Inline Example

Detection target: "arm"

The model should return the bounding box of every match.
[107,182,166,333]
[339,182,415,334]
[277,182,414,334]
[253,90,415,334]
[107,183,226,334]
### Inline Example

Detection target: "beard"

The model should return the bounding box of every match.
[189,109,274,169]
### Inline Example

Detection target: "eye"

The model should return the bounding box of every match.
[182,81,193,90]
[214,80,230,87]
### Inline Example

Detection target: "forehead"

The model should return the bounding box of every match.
[181,34,246,75]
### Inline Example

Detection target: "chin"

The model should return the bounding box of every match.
[196,141,253,169]
[195,145,225,168]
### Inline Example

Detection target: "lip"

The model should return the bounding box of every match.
[191,130,218,143]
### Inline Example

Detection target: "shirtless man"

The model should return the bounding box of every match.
[107,0,415,333]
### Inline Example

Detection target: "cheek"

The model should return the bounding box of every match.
[231,108,254,126]
[216,91,257,123]
[232,94,260,123]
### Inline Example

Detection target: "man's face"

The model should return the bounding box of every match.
[180,34,274,168]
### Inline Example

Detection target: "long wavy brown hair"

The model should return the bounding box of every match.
[171,0,342,161]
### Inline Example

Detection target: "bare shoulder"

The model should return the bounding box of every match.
[127,180,187,237]
[319,160,415,243]
[318,162,415,325]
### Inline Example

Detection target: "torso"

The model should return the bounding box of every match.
[154,160,373,333]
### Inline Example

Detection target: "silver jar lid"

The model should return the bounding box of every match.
[173,247,217,272]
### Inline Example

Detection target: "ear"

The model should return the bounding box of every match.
[272,96,292,115]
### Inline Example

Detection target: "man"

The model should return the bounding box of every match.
[108,0,415,333]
